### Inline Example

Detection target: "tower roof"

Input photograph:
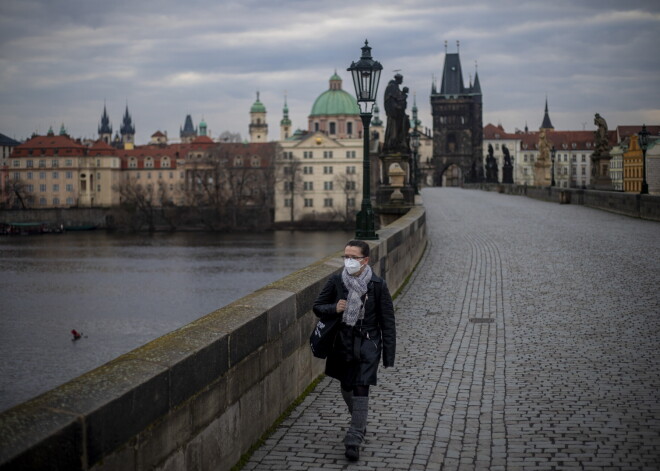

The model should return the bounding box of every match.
[440,53,465,96]
[280,97,292,126]
[472,71,481,94]
[120,105,135,135]
[251,92,266,113]
[181,114,196,137]
[98,105,112,135]
[540,98,554,130]
[310,73,359,117]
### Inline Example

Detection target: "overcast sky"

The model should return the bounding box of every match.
[1,0,658,144]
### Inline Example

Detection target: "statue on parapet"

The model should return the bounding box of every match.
[593,113,609,157]
[383,74,410,154]
[485,144,499,183]
[502,144,514,184]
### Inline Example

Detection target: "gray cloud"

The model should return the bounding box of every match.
[1,0,659,142]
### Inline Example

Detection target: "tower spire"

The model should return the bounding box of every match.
[540,96,554,130]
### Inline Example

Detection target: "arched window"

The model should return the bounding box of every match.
[447,134,457,153]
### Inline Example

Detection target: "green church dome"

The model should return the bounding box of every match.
[310,74,359,117]
[251,92,266,113]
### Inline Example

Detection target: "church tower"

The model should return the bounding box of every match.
[98,105,113,144]
[430,41,483,185]
[120,105,136,148]
[280,95,292,141]
[180,114,197,143]
[249,92,268,143]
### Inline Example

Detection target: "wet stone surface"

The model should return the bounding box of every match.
[243,187,660,470]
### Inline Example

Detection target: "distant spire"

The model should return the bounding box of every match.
[280,93,292,127]
[540,97,554,130]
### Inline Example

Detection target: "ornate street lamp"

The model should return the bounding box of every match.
[347,40,382,240]
[410,96,420,195]
[638,124,649,194]
[551,146,556,187]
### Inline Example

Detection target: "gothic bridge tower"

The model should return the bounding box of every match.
[430,41,483,186]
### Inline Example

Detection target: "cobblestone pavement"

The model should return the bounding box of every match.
[243,188,660,470]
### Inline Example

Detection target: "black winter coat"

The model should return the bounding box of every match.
[312,272,395,387]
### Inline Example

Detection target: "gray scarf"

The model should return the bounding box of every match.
[341,264,372,326]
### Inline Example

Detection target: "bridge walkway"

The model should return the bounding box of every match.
[243,187,660,470]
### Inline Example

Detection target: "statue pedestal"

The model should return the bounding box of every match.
[534,160,551,187]
[375,151,414,227]
[376,152,415,205]
[590,153,612,190]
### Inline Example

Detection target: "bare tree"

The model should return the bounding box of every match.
[114,178,171,232]
[333,172,359,223]
[278,155,303,223]
[1,178,32,209]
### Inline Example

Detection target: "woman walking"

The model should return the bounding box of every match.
[313,240,396,461]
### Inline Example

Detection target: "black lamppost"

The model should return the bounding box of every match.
[551,146,556,187]
[639,124,649,194]
[347,40,382,240]
[411,130,420,195]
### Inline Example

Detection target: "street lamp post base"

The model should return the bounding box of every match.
[355,208,378,240]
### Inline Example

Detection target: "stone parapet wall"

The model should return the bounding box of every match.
[0,205,427,471]
[465,183,660,222]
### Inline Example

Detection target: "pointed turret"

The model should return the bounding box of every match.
[199,117,207,137]
[280,95,292,140]
[180,114,197,143]
[98,105,113,144]
[540,97,554,131]
[472,70,481,95]
[120,105,135,146]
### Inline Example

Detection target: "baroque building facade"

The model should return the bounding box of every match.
[275,73,368,225]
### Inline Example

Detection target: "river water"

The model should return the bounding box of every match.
[0,230,352,412]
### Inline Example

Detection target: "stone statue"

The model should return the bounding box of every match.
[534,129,552,186]
[383,74,410,154]
[485,144,499,183]
[590,113,612,189]
[502,144,513,184]
[593,113,609,157]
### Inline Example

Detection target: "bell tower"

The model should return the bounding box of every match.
[280,94,292,141]
[249,91,268,143]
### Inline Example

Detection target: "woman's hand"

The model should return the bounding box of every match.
[336,299,347,313]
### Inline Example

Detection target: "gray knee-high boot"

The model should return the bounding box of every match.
[341,387,353,413]
[344,396,368,460]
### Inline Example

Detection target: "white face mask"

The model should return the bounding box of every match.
[344,257,362,275]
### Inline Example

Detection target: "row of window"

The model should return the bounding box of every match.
[286,166,357,175]
[23,184,77,193]
[283,181,358,192]
[283,198,356,208]
[22,196,77,206]
[133,171,179,180]
[521,154,589,163]
[281,151,358,160]
[13,171,75,180]
[311,122,355,136]
[13,159,76,168]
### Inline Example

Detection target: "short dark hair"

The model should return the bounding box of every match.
[345,240,369,257]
